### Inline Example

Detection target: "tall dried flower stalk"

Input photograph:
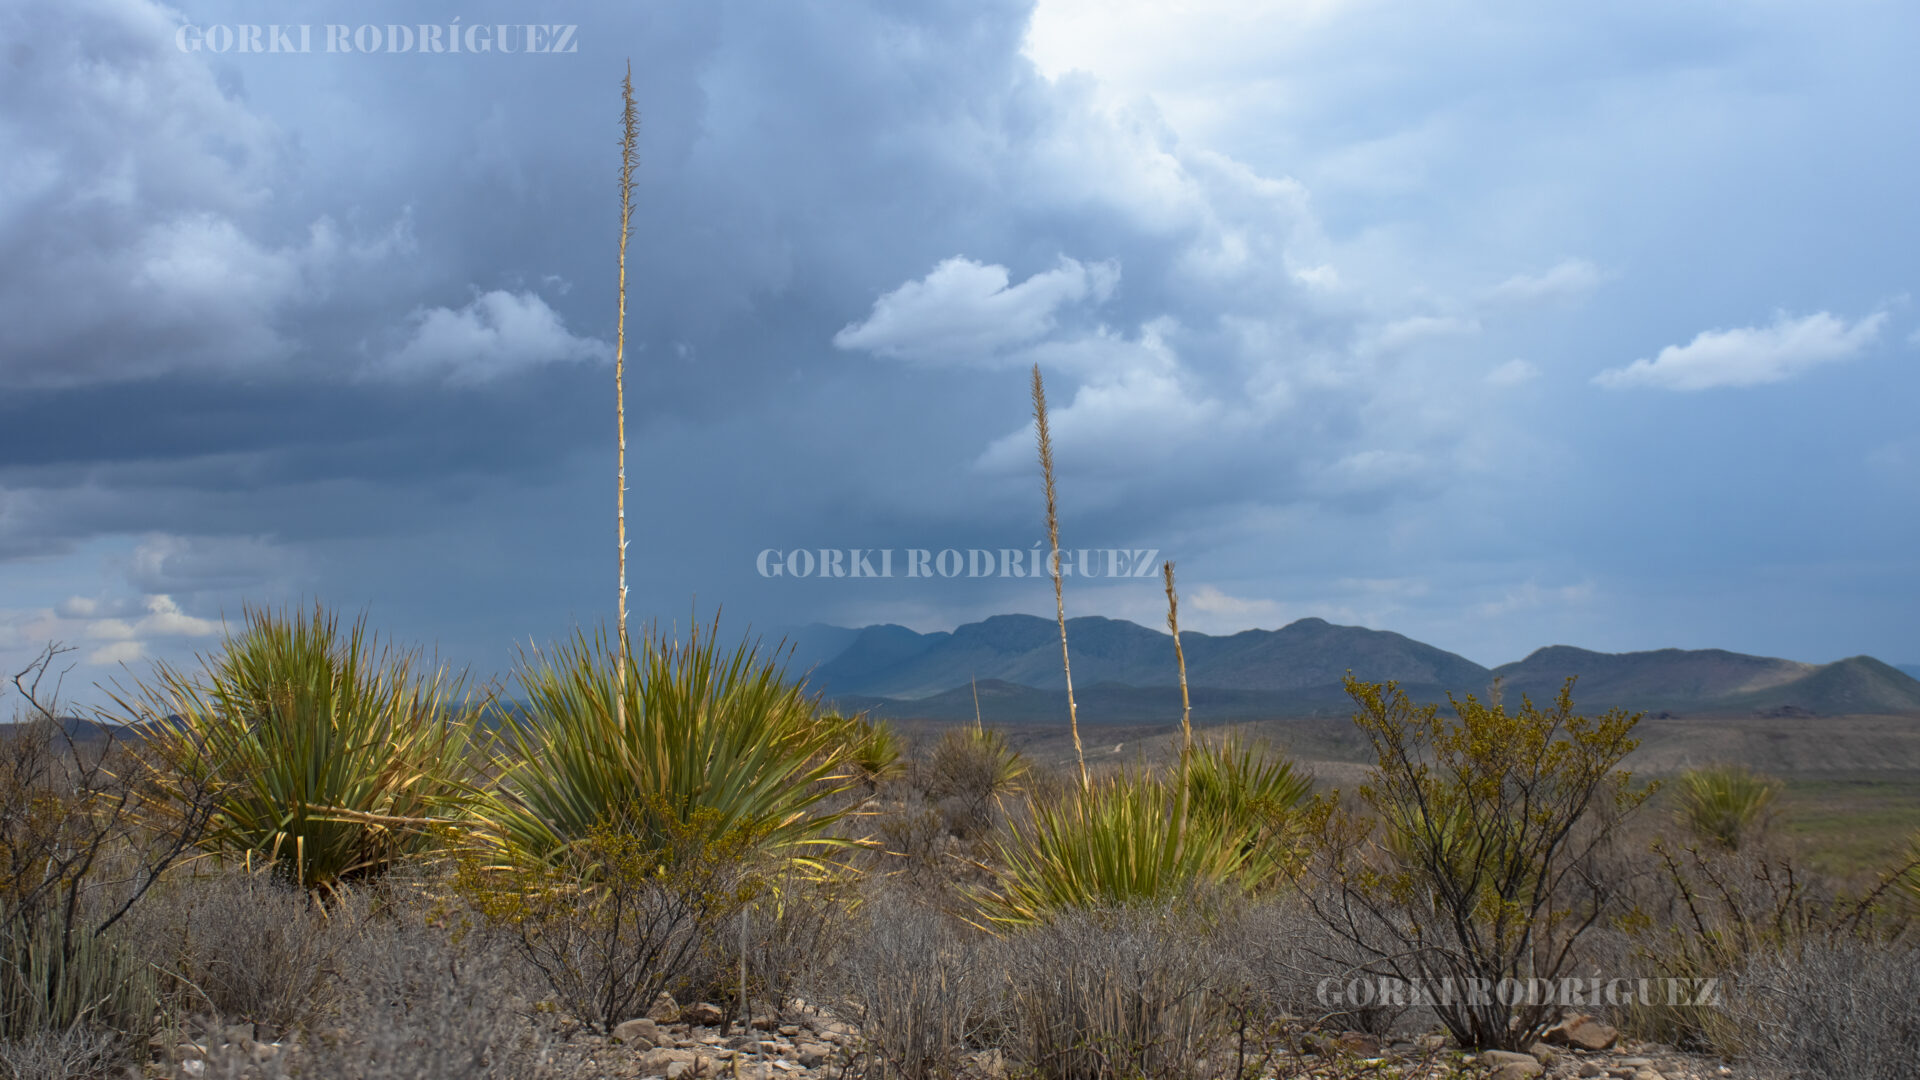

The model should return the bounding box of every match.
[1163,560,1192,760]
[1031,364,1087,790]
[615,64,640,718]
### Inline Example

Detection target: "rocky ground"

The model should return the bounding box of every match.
[148,1000,1765,1080]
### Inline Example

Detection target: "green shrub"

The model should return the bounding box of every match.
[1675,764,1780,851]
[1304,677,1651,1051]
[978,770,1257,928]
[124,605,480,894]
[1181,734,1312,877]
[480,622,862,871]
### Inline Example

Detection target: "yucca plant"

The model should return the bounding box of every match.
[1182,734,1312,881]
[1675,764,1780,851]
[836,714,906,793]
[480,621,862,872]
[977,769,1257,929]
[919,721,1029,840]
[123,605,479,894]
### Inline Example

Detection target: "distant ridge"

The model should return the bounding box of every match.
[786,615,1920,721]
[808,614,1491,699]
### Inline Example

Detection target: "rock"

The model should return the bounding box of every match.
[1632,1071,1663,1080]
[751,1014,778,1031]
[1491,1064,1544,1080]
[1334,1032,1380,1055]
[1544,1015,1620,1052]
[641,1048,683,1072]
[1615,1058,1654,1068]
[650,992,683,1024]
[180,1061,207,1078]
[616,1018,663,1047]
[1526,1042,1556,1064]
[1415,1033,1448,1052]
[796,1042,832,1068]
[1578,1065,1604,1078]
[685,1002,727,1026]
[664,1054,721,1079]
[1483,1050,1542,1068]
[778,1025,802,1038]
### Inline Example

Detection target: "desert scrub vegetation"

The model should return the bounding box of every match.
[1301,675,1652,1051]
[457,803,769,1034]
[11,598,1920,1078]
[478,620,867,869]
[117,604,481,894]
[975,766,1272,929]
[1674,764,1781,852]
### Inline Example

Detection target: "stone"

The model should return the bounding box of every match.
[751,1014,778,1031]
[1578,1065,1604,1078]
[1526,1041,1556,1063]
[1483,1050,1542,1068]
[685,1002,727,1026]
[641,1048,681,1072]
[1415,1034,1448,1052]
[180,1061,207,1078]
[1615,1058,1654,1068]
[1544,1015,1620,1052]
[1491,1063,1544,1080]
[795,1042,832,1068]
[1334,1032,1380,1055]
[616,1018,663,1048]
[778,1025,802,1038]
[650,992,683,1024]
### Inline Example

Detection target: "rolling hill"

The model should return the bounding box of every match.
[789,615,1920,721]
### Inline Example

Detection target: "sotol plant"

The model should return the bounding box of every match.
[479,621,863,871]
[126,604,479,894]
[977,769,1260,928]
[1675,764,1780,851]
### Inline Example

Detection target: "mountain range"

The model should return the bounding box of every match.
[776,614,1920,723]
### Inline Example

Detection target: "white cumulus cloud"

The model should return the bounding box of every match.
[1594,311,1886,391]
[833,256,1119,364]
[379,290,611,383]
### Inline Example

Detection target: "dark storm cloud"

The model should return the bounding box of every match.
[4,0,1917,690]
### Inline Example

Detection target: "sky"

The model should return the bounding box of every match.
[3,0,1918,708]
